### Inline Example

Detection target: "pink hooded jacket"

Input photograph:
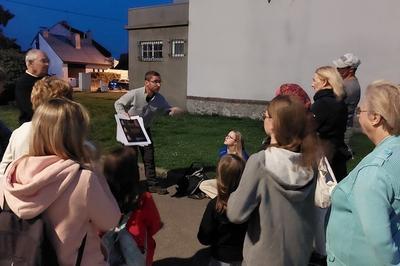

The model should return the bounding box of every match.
[0,155,121,266]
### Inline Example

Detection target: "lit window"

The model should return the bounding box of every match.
[171,40,185,58]
[140,41,163,61]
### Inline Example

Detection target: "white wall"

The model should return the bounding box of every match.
[38,35,65,79]
[188,0,400,101]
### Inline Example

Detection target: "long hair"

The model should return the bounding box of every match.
[315,66,345,100]
[215,154,245,213]
[29,98,91,165]
[267,95,319,167]
[103,147,143,214]
[227,130,245,159]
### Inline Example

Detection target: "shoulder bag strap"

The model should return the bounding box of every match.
[75,234,87,266]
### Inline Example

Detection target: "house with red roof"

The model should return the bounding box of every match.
[31,21,113,85]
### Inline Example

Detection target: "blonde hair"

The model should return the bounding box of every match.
[29,98,91,165]
[364,81,400,135]
[315,66,345,100]
[31,76,73,110]
[227,130,246,159]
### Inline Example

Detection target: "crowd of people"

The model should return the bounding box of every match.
[0,48,399,266]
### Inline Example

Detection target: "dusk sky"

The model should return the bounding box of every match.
[2,0,173,58]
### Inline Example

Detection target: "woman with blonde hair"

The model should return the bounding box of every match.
[199,130,249,199]
[0,76,73,175]
[1,98,120,265]
[227,95,318,266]
[326,81,400,265]
[219,130,249,161]
[311,66,348,182]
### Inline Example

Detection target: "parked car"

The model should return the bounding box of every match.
[108,79,129,90]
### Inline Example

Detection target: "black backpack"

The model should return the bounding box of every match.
[0,199,86,266]
[172,163,209,197]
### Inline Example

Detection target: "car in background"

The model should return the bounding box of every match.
[108,79,129,90]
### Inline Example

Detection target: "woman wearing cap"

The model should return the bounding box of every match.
[326,81,400,265]
[311,66,348,181]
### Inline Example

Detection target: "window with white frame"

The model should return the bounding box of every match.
[140,41,163,61]
[171,40,185,58]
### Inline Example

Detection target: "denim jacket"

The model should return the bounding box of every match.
[326,135,400,266]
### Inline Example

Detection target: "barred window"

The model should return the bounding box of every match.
[171,40,185,58]
[140,41,163,61]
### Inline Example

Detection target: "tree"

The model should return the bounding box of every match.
[0,5,24,104]
[0,5,20,50]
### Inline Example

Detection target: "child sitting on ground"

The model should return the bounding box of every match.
[197,154,248,266]
[199,130,249,199]
[104,147,161,266]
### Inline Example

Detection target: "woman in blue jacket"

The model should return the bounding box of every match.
[326,81,400,265]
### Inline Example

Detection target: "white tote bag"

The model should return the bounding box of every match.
[314,156,337,208]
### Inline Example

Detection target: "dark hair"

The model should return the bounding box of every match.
[103,147,144,213]
[215,154,246,213]
[145,71,161,81]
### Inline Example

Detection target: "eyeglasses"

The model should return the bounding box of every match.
[225,135,237,141]
[262,112,272,120]
[150,80,161,84]
[355,107,368,116]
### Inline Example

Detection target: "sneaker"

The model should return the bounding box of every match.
[148,185,169,195]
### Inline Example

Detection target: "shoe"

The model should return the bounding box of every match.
[148,185,169,195]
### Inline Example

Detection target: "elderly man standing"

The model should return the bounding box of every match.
[333,53,361,158]
[15,49,49,124]
[115,70,183,193]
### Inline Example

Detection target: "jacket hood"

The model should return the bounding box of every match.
[1,155,81,219]
[263,147,315,201]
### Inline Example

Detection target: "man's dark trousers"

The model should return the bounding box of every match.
[136,128,156,179]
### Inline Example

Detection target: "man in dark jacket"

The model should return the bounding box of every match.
[15,49,49,124]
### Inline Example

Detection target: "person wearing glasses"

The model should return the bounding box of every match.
[227,95,318,266]
[199,130,249,199]
[326,81,400,266]
[15,49,49,124]
[114,71,183,193]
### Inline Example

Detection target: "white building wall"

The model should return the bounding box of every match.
[38,35,65,79]
[188,0,400,103]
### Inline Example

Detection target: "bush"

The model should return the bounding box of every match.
[0,48,25,103]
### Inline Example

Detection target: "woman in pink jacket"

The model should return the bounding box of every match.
[1,98,121,265]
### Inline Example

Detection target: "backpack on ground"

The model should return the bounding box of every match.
[102,213,147,266]
[173,162,209,197]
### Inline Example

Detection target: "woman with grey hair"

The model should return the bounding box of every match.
[326,81,400,265]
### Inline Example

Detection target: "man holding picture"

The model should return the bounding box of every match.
[114,71,183,193]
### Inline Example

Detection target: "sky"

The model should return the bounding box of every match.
[2,0,173,58]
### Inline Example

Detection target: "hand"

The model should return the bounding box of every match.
[169,107,184,116]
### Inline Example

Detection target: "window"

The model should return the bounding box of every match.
[171,40,185,58]
[140,41,163,61]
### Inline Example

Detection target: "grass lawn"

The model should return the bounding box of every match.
[0,92,374,171]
